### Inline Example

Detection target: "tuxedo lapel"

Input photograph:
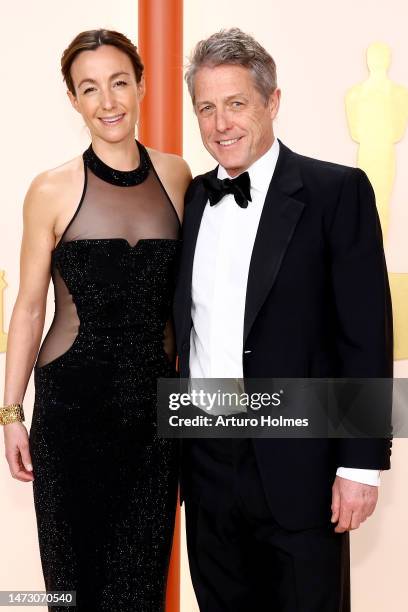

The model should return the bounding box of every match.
[244,142,305,344]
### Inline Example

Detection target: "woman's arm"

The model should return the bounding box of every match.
[3,172,58,482]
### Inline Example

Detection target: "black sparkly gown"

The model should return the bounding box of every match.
[29,141,180,611]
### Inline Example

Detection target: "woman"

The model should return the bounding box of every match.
[1,29,191,610]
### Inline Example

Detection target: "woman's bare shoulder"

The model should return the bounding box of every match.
[29,156,83,197]
[24,156,84,219]
[147,148,192,222]
[147,148,191,182]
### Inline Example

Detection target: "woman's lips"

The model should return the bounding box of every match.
[99,113,125,126]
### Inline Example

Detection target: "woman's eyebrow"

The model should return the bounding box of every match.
[77,71,131,89]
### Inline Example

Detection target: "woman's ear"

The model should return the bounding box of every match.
[138,75,146,102]
[67,89,80,114]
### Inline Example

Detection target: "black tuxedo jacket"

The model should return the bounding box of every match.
[173,141,393,529]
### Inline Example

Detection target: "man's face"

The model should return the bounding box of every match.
[194,64,280,176]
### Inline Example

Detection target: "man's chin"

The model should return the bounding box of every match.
[222,161,247,176]
[211,151,247,173]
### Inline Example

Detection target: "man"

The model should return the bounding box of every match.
[173,28,392,611]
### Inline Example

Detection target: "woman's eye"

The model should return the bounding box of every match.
[114,80,128,87]
[83,87,96,94]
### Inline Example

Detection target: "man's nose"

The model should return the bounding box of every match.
[215,110,232,132]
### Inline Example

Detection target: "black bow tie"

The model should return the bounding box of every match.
[203,171,252,208]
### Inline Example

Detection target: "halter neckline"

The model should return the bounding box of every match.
[83,140,150,187]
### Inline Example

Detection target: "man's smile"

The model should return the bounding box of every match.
[216,136,244,147]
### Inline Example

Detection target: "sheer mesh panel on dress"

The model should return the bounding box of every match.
[36,265,80,368]
[60,164,180,245]
[35,157,180,368]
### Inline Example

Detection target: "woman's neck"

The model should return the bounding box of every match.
[91,134,140,171]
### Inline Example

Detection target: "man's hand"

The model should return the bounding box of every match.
[331,476,378,533]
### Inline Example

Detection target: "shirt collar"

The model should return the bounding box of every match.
[217,138,280,194]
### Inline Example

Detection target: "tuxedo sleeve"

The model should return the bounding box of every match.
[328,167,393,470]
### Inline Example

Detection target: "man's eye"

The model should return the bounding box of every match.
[200,106,212,114]
[232,101,243,107]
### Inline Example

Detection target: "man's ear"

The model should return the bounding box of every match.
[67,89,81,114]
[269,88,281,120]
[137,75,146,102]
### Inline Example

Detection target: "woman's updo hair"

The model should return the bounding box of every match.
[61,29,144,94]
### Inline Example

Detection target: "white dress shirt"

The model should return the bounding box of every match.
[189,138,380,487]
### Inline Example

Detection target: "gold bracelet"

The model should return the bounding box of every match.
[0,403,25,426]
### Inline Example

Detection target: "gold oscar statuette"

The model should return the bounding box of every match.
[345,43,408,359]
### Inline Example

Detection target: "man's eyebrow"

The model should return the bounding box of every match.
[77,71,131,89]
[225,93,247,101]
[195,100,214,107]
[196,93,248,106]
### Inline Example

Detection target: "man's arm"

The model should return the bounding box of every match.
[327,167,393,530]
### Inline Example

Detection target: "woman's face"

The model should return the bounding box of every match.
[68,44,144,144]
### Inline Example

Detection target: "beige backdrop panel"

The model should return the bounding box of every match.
[0,2,138,611]
[1,1,407,611]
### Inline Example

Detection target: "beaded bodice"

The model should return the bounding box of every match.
[35,141,180,368]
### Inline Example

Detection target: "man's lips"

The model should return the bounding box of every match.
[99,113,125,126]
[215,136,243,147]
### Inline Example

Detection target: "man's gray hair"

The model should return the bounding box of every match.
[185,28,277,105]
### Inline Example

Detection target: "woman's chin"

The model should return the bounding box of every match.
[93,126,136,144]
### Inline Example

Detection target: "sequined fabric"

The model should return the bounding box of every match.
[29,142,180,611]
[83,140,150,187]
